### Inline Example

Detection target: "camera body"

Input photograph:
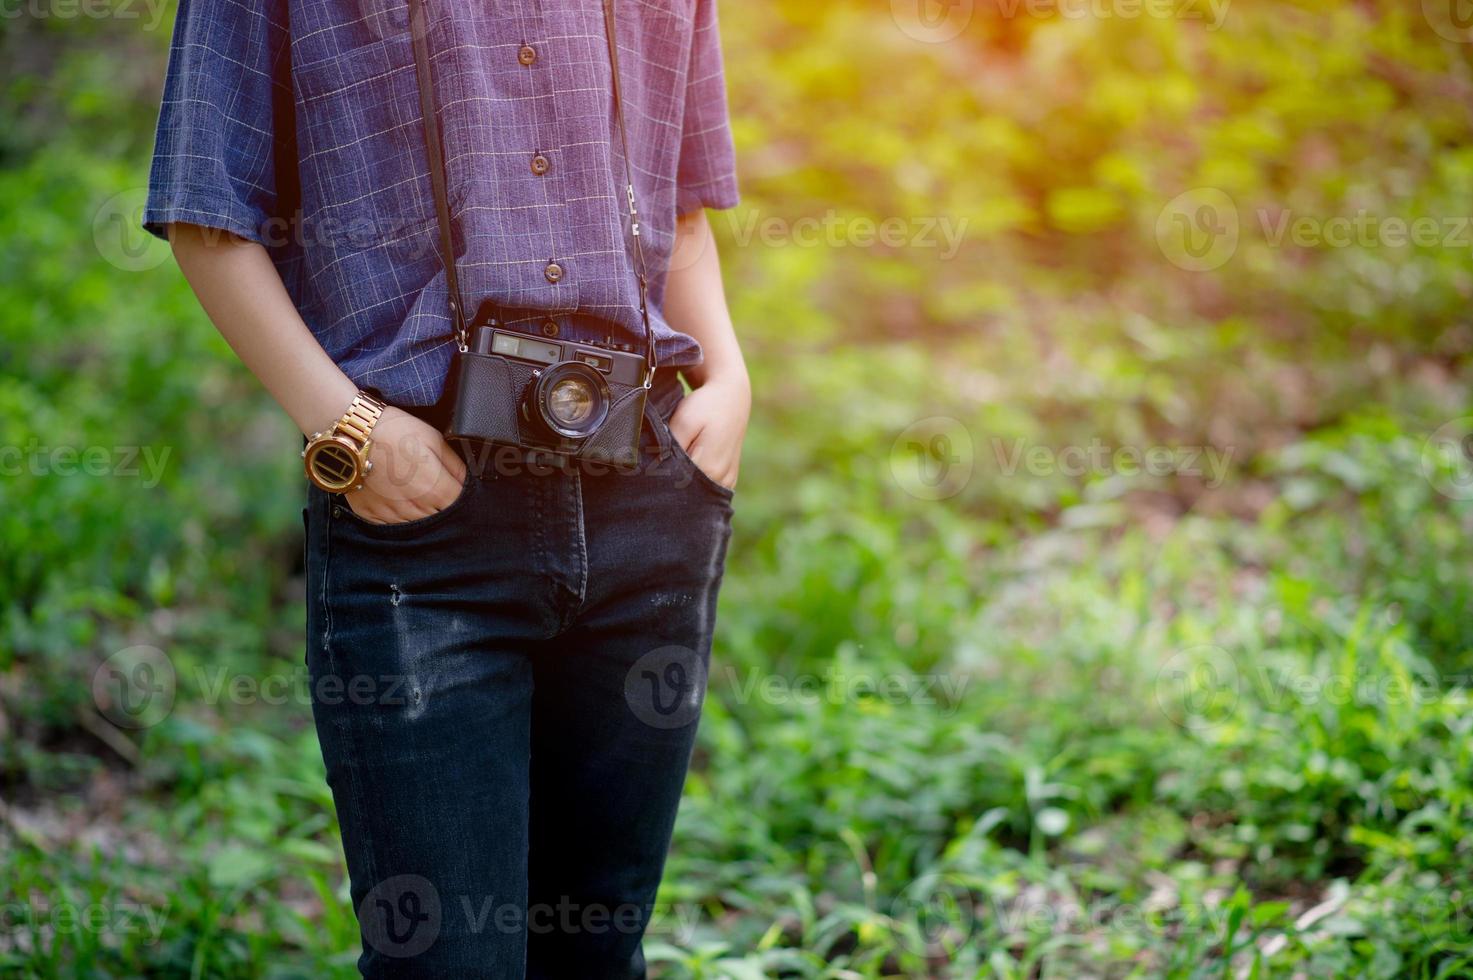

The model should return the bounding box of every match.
[445,309,650,468]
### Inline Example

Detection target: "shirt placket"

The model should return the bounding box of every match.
[513,9,577,322]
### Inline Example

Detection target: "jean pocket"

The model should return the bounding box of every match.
[661,419,736,504]
[332,467,479,537]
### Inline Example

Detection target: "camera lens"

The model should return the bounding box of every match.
[532,361,610,439]
[548,376,596,427]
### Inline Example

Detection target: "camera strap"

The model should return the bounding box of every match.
[406,0,466,351]
[405,0,658,384]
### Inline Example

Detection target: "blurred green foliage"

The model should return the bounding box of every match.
[4,0,1473,976]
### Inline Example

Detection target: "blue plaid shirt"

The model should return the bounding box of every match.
[145,0,739,406]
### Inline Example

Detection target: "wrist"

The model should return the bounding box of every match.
[297,377,360,440]
[687,357,749,396]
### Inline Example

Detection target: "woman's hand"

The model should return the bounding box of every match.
[668,370,750,490]
[345,407,468,525]
[662,209,747,490]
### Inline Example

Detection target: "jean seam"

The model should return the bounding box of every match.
[319,500,383,963]
[546,470,589,637]
[570,468,588,621]
[320,495,334,659]
[532,473,559,639]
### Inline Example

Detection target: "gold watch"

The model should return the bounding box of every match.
[302,392,386,493]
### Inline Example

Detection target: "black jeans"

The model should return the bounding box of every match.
[303,374,733,978]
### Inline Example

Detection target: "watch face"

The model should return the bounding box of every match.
[306,438,362,492]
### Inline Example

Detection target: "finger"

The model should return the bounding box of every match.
[394,501,433,524]
[352,504,390,525]
[431,454,467,496]
[667,404,702,452]
[423,466,463,503]
[685,437,726,480]
[376,493,425,521]
[427,483,463,511]
[686,430,725,465]
[675,421,707,457]
[709,460,734,487]
[431,437,468,481]
[683,432,707,464]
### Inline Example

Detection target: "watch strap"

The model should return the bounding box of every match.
[335,392,386,449]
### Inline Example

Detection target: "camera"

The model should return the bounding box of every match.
[445,303,650,468]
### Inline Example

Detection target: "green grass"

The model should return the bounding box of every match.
[4,1,1473,977]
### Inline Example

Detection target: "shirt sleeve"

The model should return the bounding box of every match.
[143,0,292,243]
[675,0,740,213]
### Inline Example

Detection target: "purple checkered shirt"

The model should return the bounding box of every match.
[144,0,740,407]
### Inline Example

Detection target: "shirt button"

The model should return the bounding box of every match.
[544,262,564,284]
[530,153,550,176]
[541,319,560,337]
[518,45,537,66]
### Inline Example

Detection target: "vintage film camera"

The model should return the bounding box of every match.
[446,303,649,468]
